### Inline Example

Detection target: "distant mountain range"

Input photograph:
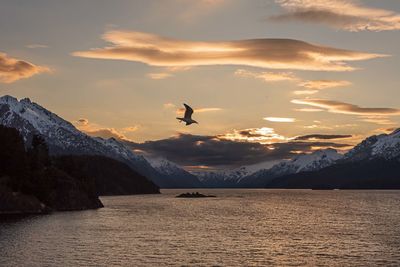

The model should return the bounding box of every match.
[267,129,400,189]
[145,157,203,188]
[0,95,201,188]
[239,148,343,187]
[196,149,343,188]
[1,95,399,190]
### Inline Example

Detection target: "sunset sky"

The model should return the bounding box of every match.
[1,0,400,169]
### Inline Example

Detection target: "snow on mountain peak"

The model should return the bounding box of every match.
[371,128,400,158]
[344,128,400,161]
[284,148,342,173]
[146,157,180,175]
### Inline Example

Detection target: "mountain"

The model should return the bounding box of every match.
[195,149,342,188]
[0,95,195,188]
[238,149,343,187]
[53,155,160,195]
[0,125,103,214]
[194,164,270,188]
[267,129,400,189]
[344,128,400,161]
[146,157,203,188]
[267,158,400,189]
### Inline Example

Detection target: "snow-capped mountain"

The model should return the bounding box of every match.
[0,95,197,188]
[195,149,342,188]
[238,149,343,187]
[146,157,203,188]
[195,166,253,188]
[344,128,400,161]
[266,129,400,189]
[270,148,343,175]
[194,161,277,188]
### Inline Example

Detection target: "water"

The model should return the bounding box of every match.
[1,189,400,266]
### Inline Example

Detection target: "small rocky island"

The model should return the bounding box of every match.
[176,192,216,198]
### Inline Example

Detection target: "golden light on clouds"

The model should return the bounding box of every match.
[73,30,385,71]
[292,99,400,116]
[264,117,296,122]
[147,72,173,80]
[75,118,138,140]
[298,80,351,90]
[294,108,324,112]
[0,52,50,83]
[163,103,176,109]
[235,69,296,82]
[218,127,287,144]
[235,68,352,95]
[273,0,400,32]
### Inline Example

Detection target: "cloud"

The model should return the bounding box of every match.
[272,0,400,32]
[294,80,351,95]
[26,44,49,49]
[217,127,287,144]
[76,118,89,126]
[74,118,138,140]
[73,30,384,71]
[235,69,297,82]
[147,72,173,80]
[0,52,50,83]
[85,128,127,140]
[360,117,396,125]
[292,99,400,116]
[164,103,176,109]
[298,80,351,90]
[235,68,351,95]
[121,126,139,133]
[294,134,352,141]
[294,108,324,112]
[126,133,349,167]
[264,117,296,122]
[293,90,319,95]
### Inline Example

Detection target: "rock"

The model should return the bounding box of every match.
[176,192,216,198]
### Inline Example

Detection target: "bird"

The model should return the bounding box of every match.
[176,103,198,126]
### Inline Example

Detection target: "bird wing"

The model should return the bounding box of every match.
[183,103,194,119]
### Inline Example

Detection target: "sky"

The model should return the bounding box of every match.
[1,0,400,170]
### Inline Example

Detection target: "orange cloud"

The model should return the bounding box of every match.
[292,99,400,116]
[295,108,324,112]
[74,118,138,140]
[85,128,127,140]
[0,52,49,83]
[264,117,296,122]
[218,127,287,144]
[121,126,139,133]
[360,117,396,125]
[73,30,384,71]
[147,72,173,80]
[164,103,176,109]
[235,68,351,95]
[272,0,400,32]
[235,69,297,82]
[25,44,49,49]
[298,80,351,90]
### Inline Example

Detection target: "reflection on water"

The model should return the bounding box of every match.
[1,189,400,266]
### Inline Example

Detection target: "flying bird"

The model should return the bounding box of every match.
[177,103,198,126]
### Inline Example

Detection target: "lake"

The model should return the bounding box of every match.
[1,189,400,266]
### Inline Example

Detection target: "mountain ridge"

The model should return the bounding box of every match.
[0,95,200,188]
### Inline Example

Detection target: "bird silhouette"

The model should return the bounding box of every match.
[176,103,198,126]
